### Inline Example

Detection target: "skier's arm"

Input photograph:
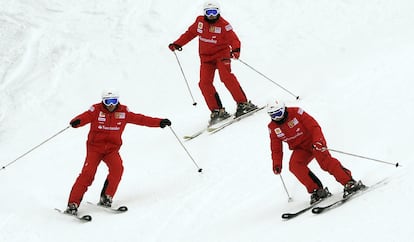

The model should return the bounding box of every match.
[269,127,283,174]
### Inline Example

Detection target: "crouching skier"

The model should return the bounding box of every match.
[267,100,364,204]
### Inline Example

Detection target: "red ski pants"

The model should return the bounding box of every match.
[288,147,353,193]
[68,149,124,205]
[199,59,247,111]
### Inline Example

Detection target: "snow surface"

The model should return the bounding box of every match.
[0,0,413,241]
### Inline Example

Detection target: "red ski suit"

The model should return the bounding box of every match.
[173,15,247,110]
[67,103,162,205]
[268,107,353,193]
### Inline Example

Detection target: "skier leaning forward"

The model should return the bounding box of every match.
[267,100,365,204]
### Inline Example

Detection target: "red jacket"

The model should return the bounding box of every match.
[268,107,326,167]
[71,103,162,152]
[173,16,241,62]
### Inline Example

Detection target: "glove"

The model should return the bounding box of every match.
[70,119,81,128]
[312,141,326,152]
[160,119,172,128]
[273,163,282,175]
[168,43,182,51]
[230,48,240,59]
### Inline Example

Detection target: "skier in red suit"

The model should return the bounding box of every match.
[267,100,364,204]
[169,1,257,125]
[64,90,171,215]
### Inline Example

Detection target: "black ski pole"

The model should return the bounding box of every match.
[237,59,300,100]
[172,51,197,106]
[168,126,203,173]
[1,125,71,171]
[326,148,400,167]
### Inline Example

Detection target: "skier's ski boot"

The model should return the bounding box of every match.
[235,101,258,118]
[209,108,231,126]
[343,180,365,198]
[310,187,331,205]
[64,203,78,215]
[99,194,113,207]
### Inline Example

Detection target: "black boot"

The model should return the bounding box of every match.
[209,108,231,125]
[235,101,258,118]
[99,194,113,207]
[343,180,365,198]
[64,203,78,215]
[310,187,331,205]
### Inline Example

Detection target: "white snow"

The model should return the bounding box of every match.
[0,0,413,241]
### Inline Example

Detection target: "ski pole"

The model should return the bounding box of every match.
[1,125,71,171]
[327,148,400,167]
[237,59,300,100]
[168,126,203,173]
[172,51,198,106]
[279,173,293,202]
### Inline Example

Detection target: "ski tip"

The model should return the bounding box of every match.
[117,206,128,212]
[81,215,92,221]
[281,213,294,219]
[311,207,323,214]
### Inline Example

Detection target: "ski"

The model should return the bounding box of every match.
[312,178,388,214]
[281,195,329,220]
[54,208,92,222]
[183,116,232,140]
[87,201,128,213]
[183,106,265,139]
[183,127,209,140]
[207,106,266,134]
[312,186,368,214]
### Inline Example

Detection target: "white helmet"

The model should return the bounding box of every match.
[101,90,120,106]
[267,100,286,121]
[203,1,220,15]
[101,90,119,100]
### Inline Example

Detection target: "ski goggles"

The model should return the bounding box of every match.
[204,8,219,17]
[103,98,119,106]
[269,109,285,120]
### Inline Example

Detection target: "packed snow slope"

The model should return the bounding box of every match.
[0,0,413,241]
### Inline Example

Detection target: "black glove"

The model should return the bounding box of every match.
[273,164,282,175]
[312,141,327,152]
[160,119,171,128]
[230,48,240,59]
[168,43,182,51]
[70,119,81,128]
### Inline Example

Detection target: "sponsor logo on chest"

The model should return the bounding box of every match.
[98,111,106,122]
[288,118,299,128]
[115,112,125,119]
[97,111,126,127]
[209,26,221,33]
[274,128,285,138]
[197,22,203,33]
